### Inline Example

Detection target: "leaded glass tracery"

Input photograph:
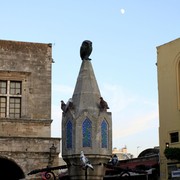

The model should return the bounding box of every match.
[66,120,72,149]
[101,120,108,148]
[82,118,92,147]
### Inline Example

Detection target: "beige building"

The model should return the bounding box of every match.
[157,38,180,179]
[0,40,60,179]
[112,146,133,160]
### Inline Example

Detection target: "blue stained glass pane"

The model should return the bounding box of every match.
[101,120,108,148]
[66,120,72,149]
[82,118,92,147]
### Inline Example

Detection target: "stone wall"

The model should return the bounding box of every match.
[0,40,61,179]
[0,40,52,120]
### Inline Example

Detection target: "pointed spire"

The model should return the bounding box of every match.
[72,60,101,114]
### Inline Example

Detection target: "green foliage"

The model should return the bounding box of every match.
[164,147,180,161]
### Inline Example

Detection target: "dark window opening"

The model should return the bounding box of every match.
[170,132,179,143]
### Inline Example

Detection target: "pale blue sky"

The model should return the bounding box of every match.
[1,0,179,157]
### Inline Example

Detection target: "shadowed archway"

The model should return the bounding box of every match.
[0,157,25,180]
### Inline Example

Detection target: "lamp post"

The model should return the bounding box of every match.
[166,142,169,148]
[48,144,57,166]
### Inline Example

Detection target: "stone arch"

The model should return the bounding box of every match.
[0,156,25,179]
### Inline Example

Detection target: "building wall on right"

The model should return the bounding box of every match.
[157,38,180,180]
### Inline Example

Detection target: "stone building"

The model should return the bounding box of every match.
[61,54,112,179]
[112,146,133,160]
[157,38,180,179]
[0,40,60,179]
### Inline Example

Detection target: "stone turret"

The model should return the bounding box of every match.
[62,41,112,180]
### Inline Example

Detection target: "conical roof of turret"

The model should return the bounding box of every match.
[72,60,101,114]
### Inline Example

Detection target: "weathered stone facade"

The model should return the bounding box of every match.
[0,40,60,179]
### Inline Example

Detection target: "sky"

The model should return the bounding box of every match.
[0,0,179,157]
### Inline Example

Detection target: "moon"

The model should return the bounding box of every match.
[120,8,125,14]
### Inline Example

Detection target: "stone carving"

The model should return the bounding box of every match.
[61,98,74,114]
[61,100,66,112]
[80,40,92,60]
[99,97,109,111]
[66,98,74,110]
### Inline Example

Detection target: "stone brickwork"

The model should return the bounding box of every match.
[0,40,52,120]
[0,119,51,137]
[0,40,60,179]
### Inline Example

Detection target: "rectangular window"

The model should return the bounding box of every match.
[9,97,21,118]
[0,97,6,117]
[10,81,21,95]
[0,81,7,94]
[0,80,22,118]
[170,132,179,143]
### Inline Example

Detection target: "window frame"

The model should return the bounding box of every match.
[101,119,108,148]
[82,118,92,147]
[170,132,179,143]
[66,120,73,149]
[0,80,22,118]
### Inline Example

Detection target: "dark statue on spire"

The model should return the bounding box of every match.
[99,97,109,112]
[80,40,92,60]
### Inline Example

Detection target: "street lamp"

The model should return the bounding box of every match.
[48,144,57,166]
[165,142,169,148]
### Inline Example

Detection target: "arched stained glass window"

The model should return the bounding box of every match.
[66,120,72,149]
[101,120,108,148]
[82,118,92,147]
